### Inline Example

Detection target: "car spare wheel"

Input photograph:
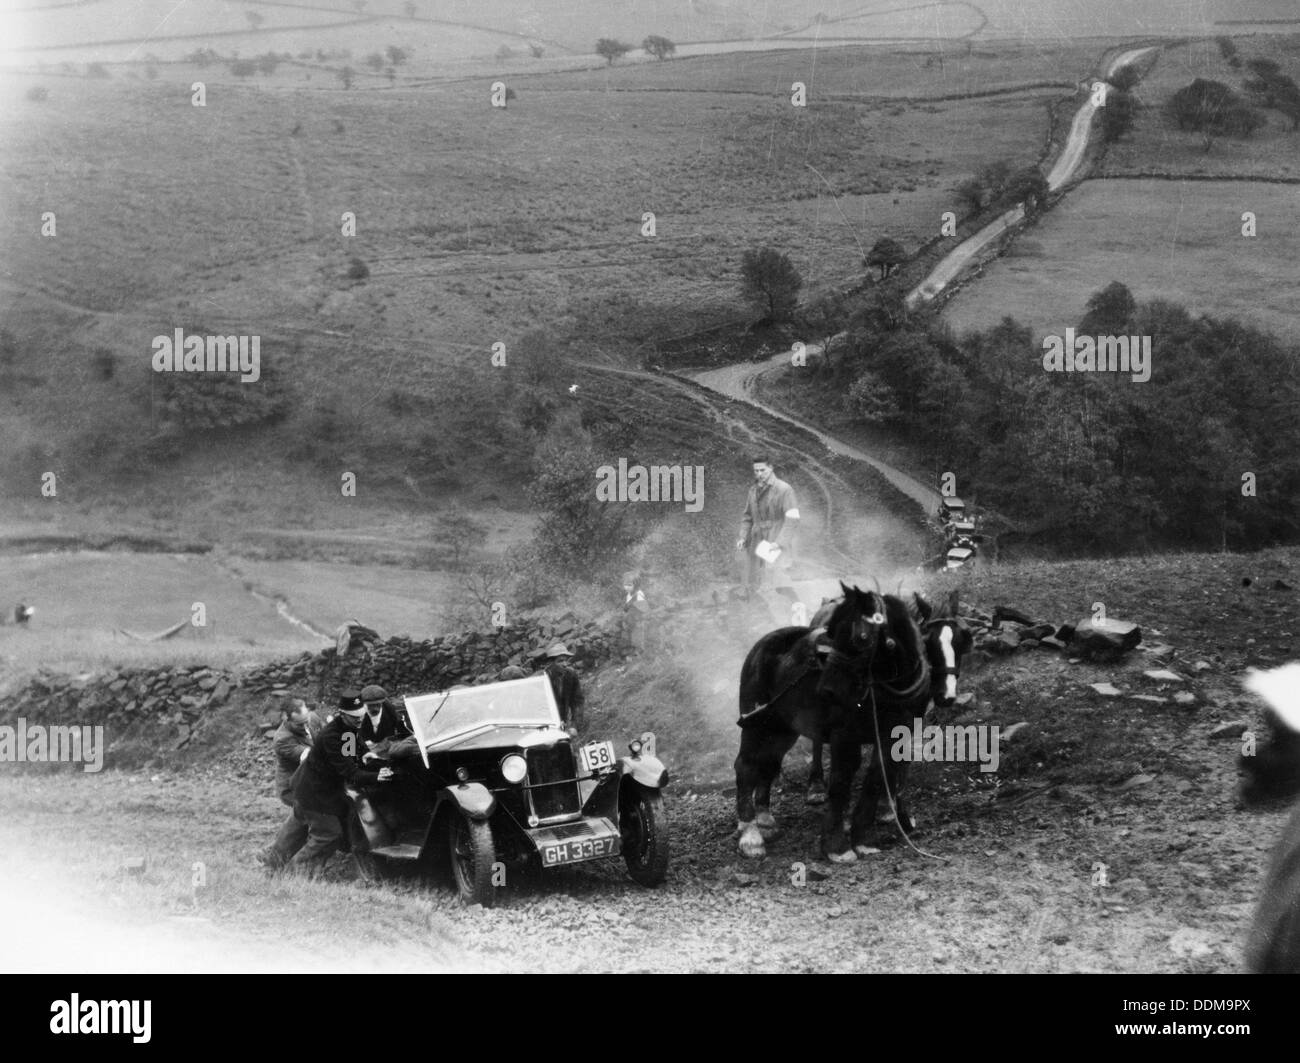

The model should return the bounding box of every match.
[448,812,497,907]
[620,782,669,887]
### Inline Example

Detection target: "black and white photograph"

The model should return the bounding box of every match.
[1,0,1299,1001]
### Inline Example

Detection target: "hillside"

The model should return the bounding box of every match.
[1,545,1296,972]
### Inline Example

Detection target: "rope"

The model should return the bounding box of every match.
[869,689,950,863]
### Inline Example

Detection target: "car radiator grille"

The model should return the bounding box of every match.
[549,821,595,839]
[527,744,580,819]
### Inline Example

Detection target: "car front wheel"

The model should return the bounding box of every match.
[620,782,668,886]
[448,812,497,907]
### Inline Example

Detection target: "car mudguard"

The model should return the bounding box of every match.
[618,753,669,790]
[440,781,497,821]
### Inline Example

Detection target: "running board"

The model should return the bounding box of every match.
[368,843,423,861]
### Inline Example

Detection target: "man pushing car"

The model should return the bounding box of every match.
[289,688,393,879]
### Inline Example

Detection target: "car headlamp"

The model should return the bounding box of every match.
[500,754,527,784]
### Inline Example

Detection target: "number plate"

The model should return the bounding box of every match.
[578,740,616,774]
[540,835,621,867]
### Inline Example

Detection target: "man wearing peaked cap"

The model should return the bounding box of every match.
[287,687,393,878]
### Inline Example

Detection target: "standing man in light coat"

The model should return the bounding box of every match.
[737,456,800,598]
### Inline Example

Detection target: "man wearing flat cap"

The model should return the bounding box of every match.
[534,643,585,734]
[357,684,411,765]
[288,688,393,878]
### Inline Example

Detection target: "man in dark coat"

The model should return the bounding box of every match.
[289,690,392,878]
[357,684,410,764]
[537,643,585,733]
[260,697,327,869]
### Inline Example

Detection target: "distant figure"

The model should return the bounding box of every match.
[620,571,649,653]
[3,603,34,626]
[737,456,799,598]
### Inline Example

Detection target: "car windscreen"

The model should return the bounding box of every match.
[404,674,560,748]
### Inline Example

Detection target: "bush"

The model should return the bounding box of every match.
[229,60,258,78]
[346,256,370,280]
[86,63,110,78]
[145,355,289,432]
[26,86,49,102]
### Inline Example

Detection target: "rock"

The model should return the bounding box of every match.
[954,692,975,707]
[1129,694,1167,704]
[1001,721,1029,742]
[1173,692,1196,706]
[122,856,147,875]
[1142,643,1175,659]
[1116,772,1156,791]
[1090,683,1123,697]
[1194,660,1212,672]
[1069,617,1142,662]
[1143,669,1184,683]
[1208,720,1249,739]
[1040,635,1069,651]
[1018,638,1041,649]
[982,630,1020,655]
[1020,623,1056,642]
[1273,579,1293,591]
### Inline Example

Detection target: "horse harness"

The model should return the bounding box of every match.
[738,617,928,726]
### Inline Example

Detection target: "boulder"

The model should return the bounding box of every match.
[1068,617,1141,662]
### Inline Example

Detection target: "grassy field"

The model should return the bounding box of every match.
[939,178,1300,339]
[0,36,1075,545]
[1101,34,1300,179]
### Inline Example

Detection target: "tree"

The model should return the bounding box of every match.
[643,35,676,61]
[245,10,264,30]
[338,65,354,89]
[1108,65,1141,93]
[1100,89,1137,142]
[1004,166,1049,214]
[403,1,416,16]
[740,247,802,323]
[596,38,632,66]
[1077,280,1136,335]
[864,237,906,280]
[1165,78,1261,150]
[1244,61,1300,131]
[386,45,408,66]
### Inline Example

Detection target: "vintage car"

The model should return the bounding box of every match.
[937,497,966,523]
[347,674,670,906]
[945,545,976,571]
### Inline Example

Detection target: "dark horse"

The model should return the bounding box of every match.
[735,583,930,861]
[806,591,974,809]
